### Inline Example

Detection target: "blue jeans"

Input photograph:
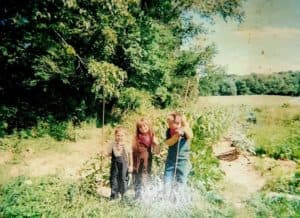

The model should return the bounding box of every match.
[164,139,191,185]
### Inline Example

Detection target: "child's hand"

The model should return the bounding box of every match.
[165,134,180,146]
[175,128,184,136]
[128,166,133,173]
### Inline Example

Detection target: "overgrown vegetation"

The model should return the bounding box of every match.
[247,105,300,161]
[1,0,299,217]
[246,193,300,218]
[0,175,237,218]
[0,104,239,218]
[1,96,299,217]
[0,0,244,135]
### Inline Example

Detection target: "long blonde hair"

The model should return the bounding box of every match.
[135,118,154,138]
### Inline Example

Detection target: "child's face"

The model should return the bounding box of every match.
[168,118,182,130]
[115,131,125,143]
[138,123,149,134]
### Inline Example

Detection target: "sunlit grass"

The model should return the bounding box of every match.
[247,105,300,160]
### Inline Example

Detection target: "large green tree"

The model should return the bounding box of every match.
[0,0,245,133]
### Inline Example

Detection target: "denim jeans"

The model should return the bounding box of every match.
[164,138,191,185]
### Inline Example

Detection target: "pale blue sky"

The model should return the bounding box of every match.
[204,0,300,75]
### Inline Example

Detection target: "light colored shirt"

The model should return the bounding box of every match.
[107,141,132,158]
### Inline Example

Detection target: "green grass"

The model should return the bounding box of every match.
[0,120,99,185]
[0,175,236,218]
[0,119,97,153]
[247,105,300,161]
[246,193,300,218]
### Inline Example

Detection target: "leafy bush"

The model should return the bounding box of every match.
[255,146,267,156]
[247,193,300,218]
[0,106,17,136]
[19,117,76,141]
[116,88,150,113]
[152,87,173,109]
[188,107,237,189]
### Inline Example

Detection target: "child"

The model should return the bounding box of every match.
[132,118,158,198]
[107,127,133,200]
[164,112,193,187]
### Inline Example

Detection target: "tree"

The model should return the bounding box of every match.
[235,80,250,95]
[0,0,245,133]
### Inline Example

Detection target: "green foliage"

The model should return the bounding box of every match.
[189,106,237,189]
[198,65,227,96]
[0,104,238,216]
[152,87,173,108]
[263,172,300,195]
[247,194,300,218]
[0,176,68,217]
[26,117,75,141]
[1,0,245,136]
[236,80,251,95]
[199,70,300,96]
[116,87,149,112]
[0,175,236,218]
[0,175,109,218]
[247,106,300,161]
[88,59,126,100]
[174,51,202,77]
[0,106,17,136]
[0,118,97,155]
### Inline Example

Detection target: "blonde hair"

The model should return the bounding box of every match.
[114,126,125,135]
[136,118,154,137]
[167,112,188,127]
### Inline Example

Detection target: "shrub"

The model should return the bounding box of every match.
[152,87,173,109]
[247,193,300,217]
[116,88,149,112]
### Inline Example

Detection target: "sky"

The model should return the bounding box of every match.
[204,0,300,75]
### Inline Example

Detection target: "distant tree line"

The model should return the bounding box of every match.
[199,70,300,96]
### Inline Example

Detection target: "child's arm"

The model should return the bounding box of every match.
[152,136,160,154]
[128,147,133,173]
[105,142,113,157]
[164,134,180,147]
[153,136,159,147]
[183,125,193,140]
[132,137,137,152]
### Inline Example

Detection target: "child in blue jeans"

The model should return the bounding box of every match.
[164,112,193,189]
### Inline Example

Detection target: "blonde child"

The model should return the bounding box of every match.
[132,118,158,198]
[164,112,193,186]
[107,127,133,200]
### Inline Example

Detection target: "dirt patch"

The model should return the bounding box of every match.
[213,137,266,208]
[0,150,13,165]
[6,128,104,180]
